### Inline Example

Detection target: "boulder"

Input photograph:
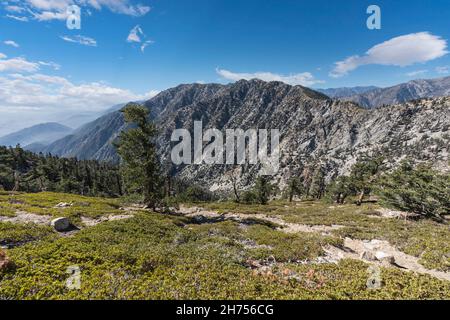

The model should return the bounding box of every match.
[375,251,396,265]
[360,251,377,261]
[51,217,70,232]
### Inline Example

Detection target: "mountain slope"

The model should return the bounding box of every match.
[44,80,450,191]
[341,76,450,108]
[44,83,226,161]
[317,86,379,98]
[0,122,73,148]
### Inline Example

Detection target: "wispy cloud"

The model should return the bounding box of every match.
[405,70,428,77]
[127,25,144,43]
[216,68,324,86]
[330,32,448,78]
[4,40,19,48]
[0,54,40,73]
[32,10,68,21]
[141,40,154,52]
[60,35,97,47]
[4,5,26,13]
[127,25,154,53]
[5,14,29,22]
[435,66,449,74]
[2,0,151,22]
[38,61,61,71]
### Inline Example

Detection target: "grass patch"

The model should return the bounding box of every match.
[0,192,123,225]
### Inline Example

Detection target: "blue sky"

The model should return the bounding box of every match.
[0,0,450,133]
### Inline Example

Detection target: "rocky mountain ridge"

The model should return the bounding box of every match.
[42,79,450,192]
[338,76,450,108]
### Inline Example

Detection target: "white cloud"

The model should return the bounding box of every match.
[127,25,154,53]
[4,40,19,48]
[143,90,160,99]
[140,40,154,52]
[86,0,151,16]
[0,71,158,134]
[5,5,26,13]
[38,61,61,70]
[216,68,324,86]
[0,72,156,111]
[0,55,40,73]
[330,32,448,78]
[5,14,29,22]
[32,10,68,21]
[436,66,449,74]
[60,35,97,47]
[0,52,158,134]
[405,70,428,77]
[26,0,72,11]
[127,25,144,43]
[7,0,151,22]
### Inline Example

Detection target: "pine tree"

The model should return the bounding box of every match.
[310,164,326,199]
[349,153,385,205]
[114,103,162,208]
[377,161,449,220]
[254,176,275,205]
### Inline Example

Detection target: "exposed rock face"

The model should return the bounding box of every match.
[43,79,450,192]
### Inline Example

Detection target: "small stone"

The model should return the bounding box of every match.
[54,202,72,208]
[51,217,70,232]
[360,251,377,261]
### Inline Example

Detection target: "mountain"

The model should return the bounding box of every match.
[57,103,129,129]
[317,86,379,98]
[0,122,73,148]
[44,83,225,161]
[339,76,450,108]
[23,142,48,153]
[44,79,450,191]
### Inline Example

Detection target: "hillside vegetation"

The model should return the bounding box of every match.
[0,191,449,300]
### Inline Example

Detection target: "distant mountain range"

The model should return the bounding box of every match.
[0,122,73,149]
[323,76,450,108]
[317,86,379,98]
[40,79,449,191]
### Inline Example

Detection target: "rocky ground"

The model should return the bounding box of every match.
[177,205,450,282]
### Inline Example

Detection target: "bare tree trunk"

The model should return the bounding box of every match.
[356,190,365,206]
[232,177,240,203]
[12,171,20,192]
